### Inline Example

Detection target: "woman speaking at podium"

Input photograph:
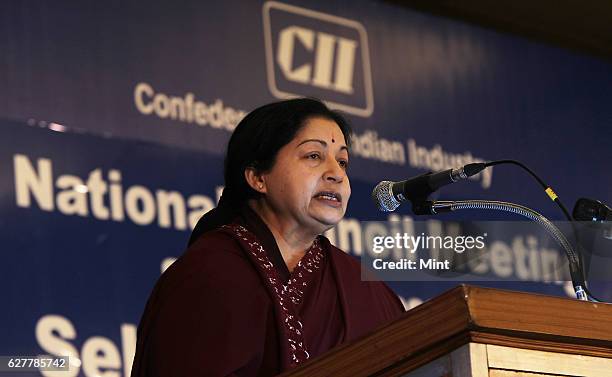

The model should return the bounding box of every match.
[131,98,404,376]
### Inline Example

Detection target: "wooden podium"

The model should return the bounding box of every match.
[282,285,612,377]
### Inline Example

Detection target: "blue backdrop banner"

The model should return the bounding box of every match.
[1,1,611,375]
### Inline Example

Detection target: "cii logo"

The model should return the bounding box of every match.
[263,1,374,117]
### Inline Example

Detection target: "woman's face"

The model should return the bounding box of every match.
[259,116,351,233]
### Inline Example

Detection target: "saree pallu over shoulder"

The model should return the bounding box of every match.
[219,223,325,370]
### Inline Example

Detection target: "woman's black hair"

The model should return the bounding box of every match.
[188,97,352,245]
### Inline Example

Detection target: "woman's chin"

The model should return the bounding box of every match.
[309,210,344,229]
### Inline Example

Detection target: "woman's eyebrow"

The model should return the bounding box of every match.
[297,139,348,151]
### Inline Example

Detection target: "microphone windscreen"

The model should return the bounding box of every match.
[371,181,400,212]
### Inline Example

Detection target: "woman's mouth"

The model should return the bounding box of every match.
[314,191,342,207]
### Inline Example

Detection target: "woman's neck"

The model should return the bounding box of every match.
[248,200,316,272]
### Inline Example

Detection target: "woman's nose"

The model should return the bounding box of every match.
[323,159,345,182]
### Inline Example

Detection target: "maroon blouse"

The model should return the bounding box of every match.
[131,208,405,376]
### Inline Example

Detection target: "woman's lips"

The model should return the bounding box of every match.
[314,191,342,207]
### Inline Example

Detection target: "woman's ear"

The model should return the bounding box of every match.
[244,167,267,193]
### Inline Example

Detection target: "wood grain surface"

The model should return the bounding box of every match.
[281,285,612,377]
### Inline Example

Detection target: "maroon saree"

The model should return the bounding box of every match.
[131,208,404,376]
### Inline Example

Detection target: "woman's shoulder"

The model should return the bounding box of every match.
[160,228,263,292]
[185,227,246,260]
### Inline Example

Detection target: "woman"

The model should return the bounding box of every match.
[131,98,404,377]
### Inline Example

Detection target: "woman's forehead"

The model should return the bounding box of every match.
[295,117,346,144]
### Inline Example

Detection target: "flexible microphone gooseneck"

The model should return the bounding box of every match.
[371,159,601,302]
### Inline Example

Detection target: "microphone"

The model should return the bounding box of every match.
[372,163,485,212]
[573,198,611,222]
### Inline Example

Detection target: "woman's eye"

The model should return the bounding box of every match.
[338,160,349,169]
[307,153,320,160]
